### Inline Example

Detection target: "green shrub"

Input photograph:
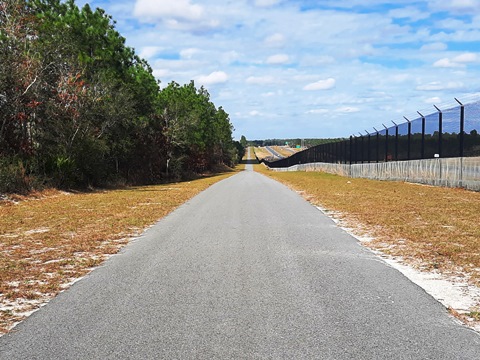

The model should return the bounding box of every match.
[52,156,79,188]
[0,157,30,193]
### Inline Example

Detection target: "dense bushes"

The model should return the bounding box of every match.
[0,157,30,193]
[0,0,242,193]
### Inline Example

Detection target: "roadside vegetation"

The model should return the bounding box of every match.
[0,169,238,334]
[249,138,344,147]
[253,147,272,161]
[253,146,302,161]
[0,0,243,194]
[0,0,246,335]
[254,163,480,309]
[270,145,301,158]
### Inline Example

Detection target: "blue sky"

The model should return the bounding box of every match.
[75,0,480,140]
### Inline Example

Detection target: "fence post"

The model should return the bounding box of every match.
[455,98,465,157]
[336,141,340,163]
[358,133,363,163]
[391,121,398,161]
[373,127,379,163]
[339,141,343,163]
[352,135,358,164]
[349,136,353,165]
[383,124,389,162]
[434,105,443,158]
[404,117,411,160]
[365,130,370,164]
[418,111,426,159]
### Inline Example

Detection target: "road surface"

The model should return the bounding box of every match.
[1,161,479,359]
[265,146,285,159]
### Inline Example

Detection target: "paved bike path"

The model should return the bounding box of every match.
[1,165,479,359]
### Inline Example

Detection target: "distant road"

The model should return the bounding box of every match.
[1,166,479,359]
[265,146,285,159]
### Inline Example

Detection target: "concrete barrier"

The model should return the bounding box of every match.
[270,157,480,191]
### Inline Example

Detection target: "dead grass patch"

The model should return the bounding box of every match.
[253,147,272,161]
[0,170,237,334]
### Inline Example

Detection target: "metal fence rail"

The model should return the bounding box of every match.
[264,99,480,168]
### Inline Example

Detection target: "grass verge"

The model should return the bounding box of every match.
[270,145,300,158]
[253,147,272,161]
[0,169,238,334]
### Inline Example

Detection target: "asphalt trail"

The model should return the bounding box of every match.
[1,163,479,359]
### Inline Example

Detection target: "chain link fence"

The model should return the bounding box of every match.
[264,99,480,168]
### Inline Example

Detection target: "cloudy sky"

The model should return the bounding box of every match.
[75,0,480,140]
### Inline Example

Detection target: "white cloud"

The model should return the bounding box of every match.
[264,33,286,47]
[196,71,228,85]
[254,0,281,7]
[300,55,336,67]
[134,0,204,21]
[428,0,480,13]
[132,0,222,33]
[433,58,463,68]
[306,109,329,114]
[454,0,477,5]
[262,92,276,97]
[453,53,478,63]
[303,78,336,91]
[420,42,448,52]
[162,18,220,32]
[153,69,171,78]
[391,74,411,83]
[266,54,290,64]
[436,18,468,30]
[335,106,360,113]
[180,48,200,59]
[388,6,429,21]
[96,0,480,139]
[221,51,241,64]
[416,81,464,91]
[434,53,478,68]
[425,97,442,104]
[246,76,277,85]
[139,46,163,59]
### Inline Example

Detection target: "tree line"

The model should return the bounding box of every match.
[0,0,243,193]
[249,138,344,147]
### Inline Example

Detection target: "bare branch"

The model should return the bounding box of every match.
[22,75,38,96]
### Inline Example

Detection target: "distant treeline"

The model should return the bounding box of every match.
[249,138,345,147]
[0,0,243,193]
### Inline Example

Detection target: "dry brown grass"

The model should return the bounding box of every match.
[255,164,480,284]
[0,170,237,334]
[270,146,297,158]
[253,147,272,161]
